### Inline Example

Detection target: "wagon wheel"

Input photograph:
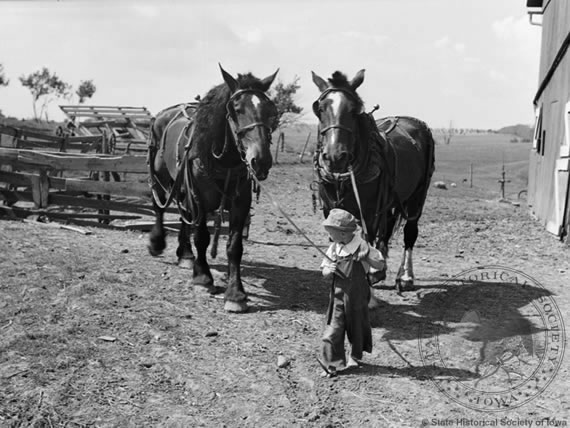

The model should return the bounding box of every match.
[108,133,117,154]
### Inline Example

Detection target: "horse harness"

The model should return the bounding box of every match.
[313,114,415,245]
[149,88,273,230]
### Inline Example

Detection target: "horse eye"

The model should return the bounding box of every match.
[233,101,244,113]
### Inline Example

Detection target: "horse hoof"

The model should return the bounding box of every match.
[148,245,163,257]
[395,279,414,292]
[192,274,213,287]
[178,258,194,270]
[224,300,249,313]
[368,269,387,285]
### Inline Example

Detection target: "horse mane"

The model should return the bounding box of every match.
[191,72,268,164]
[329,71,350,88]
[328,71,364,112]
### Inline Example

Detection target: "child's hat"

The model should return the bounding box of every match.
[322,209,357,231]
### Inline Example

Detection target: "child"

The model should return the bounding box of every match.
[318,208,385,377]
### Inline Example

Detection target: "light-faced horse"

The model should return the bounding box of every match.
[311,69,435,291]
[148,65,279,312]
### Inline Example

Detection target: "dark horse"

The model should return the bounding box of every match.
[311,69,435,291]
[148,65,279,312]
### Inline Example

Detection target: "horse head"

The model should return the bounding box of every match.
[311,69,365,174]
[220,64,279,181]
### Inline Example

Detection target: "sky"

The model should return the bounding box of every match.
[0,0,542,129]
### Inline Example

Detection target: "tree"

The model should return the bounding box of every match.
[0,64,8,87]
[270,76,303,129]
[19,67,71,121]
[0,64,7,118]
[76,79,96,103]
[442,120,455,145]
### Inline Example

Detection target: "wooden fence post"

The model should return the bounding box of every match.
[299,132,312,163]
[99,130,111,223]
[0,125,159,230]
[274,132,284,164]
[31,169,49,209]
[498,164,510,200]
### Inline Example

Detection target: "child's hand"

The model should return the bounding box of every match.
[322,263,337,278]
[354,240,370,261]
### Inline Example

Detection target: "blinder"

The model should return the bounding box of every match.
[312,100,320,118]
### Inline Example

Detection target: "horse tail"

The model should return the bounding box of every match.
[147,117,164,208]
[391,117,435,224]
[398,115,435,183]
[147,116,158,176]
[424,121,436,177]
[409,121,436,222]
[423,122,436,182]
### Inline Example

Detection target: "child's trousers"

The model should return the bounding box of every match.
[321,262,372,369]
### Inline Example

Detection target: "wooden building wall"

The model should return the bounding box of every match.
[528,0,570,238]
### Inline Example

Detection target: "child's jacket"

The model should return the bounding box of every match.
[320,234,384,278]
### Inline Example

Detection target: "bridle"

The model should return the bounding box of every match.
[313,87,362,181]
[312,88,388,242]
[313,87,360,138]
[221,88,276,161]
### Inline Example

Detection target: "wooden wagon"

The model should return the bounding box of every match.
[59,105,153,155]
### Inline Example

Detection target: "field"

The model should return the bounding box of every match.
[284,124,531,198]
[1,130,569,427]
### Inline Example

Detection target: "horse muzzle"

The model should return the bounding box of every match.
[249,157,271,181]
[320,151,352,174]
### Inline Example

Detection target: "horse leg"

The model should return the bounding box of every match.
[176,221,195,269]
[395,219,418,292]
[223,196,250,313]
[368,214,397,285]
[148,201,166,256]
[192,218,214,288]
[148,143,170,257]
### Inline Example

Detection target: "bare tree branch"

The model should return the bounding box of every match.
[19,67,71,121]
[0,64,8,87]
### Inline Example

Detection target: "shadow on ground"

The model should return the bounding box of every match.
[238,259,556,350]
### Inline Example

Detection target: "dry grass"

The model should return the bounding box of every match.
[1,133,568,427]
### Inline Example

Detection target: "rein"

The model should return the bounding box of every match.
[221,91,338,263]
[348,165,368,241]
[312,102,391,245]
[246,162,335,264]
[313,88,380,185]
[314,115,369,184]
[149,88,277,256]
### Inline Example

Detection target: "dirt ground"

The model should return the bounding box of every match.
[1,152,569,427]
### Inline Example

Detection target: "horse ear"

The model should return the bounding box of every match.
[350,69,365,90]
[219,63,239,93]
[260,68,279,92]
[311,71,329,92]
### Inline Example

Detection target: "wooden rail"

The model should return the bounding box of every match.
[0,125,168,230]
[0,123,235,235]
